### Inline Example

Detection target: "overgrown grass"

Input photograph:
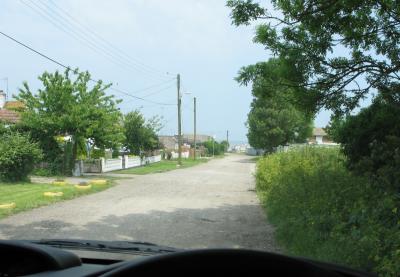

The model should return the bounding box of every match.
[256,147,400,276]
[0,180,112,219]
[114,158,209,175]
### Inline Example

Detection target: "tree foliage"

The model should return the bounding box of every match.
[328,97,400,191]
[247,96,312,152]
[123,110,161,156]
[202,139,227,156]
[227,0,400,115]
[0,132,43,182]
[238,58,313,151]
[16,69,124,174]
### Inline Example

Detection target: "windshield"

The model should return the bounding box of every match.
[0,1,399,276]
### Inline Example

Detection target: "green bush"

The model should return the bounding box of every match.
[202,140,227,156]
[329,98,400,191]
[0,132,43,182]
[256,147,400,276]
[91,148,105,159]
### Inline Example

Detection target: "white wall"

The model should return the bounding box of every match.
[125,156,141,168]
[171,151,189,159]
[101,157,123,172]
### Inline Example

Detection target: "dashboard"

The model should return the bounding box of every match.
[0,240,374,276]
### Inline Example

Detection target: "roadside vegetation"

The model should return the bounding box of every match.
[115,158,208,175]
[0,179,112,220]
[228,0,400,275]
[256,147,399,275]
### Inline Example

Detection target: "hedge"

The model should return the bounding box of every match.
[256,147,400,276]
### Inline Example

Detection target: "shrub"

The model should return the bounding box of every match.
[256,147,400,275]
[91,148,105,159]
[0,132,43,182]
[329,97,400,191]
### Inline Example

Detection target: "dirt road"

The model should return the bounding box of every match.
[0,154,279,252]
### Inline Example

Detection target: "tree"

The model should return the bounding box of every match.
[17,69,123,175]
[123,110,161,156]
[247,90,312,152]
[236,58,313,151]
[328,97,400,191]
[227,0,400,115]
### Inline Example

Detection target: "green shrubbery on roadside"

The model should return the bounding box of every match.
[256,147,400,276]
[0,132,43,182]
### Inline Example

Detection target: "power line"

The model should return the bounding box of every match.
[128,78,176,96]
[0,30,175,106]
[110,86,175,106]
[43,0,171,78]
[0,31,68,70]
[142,83,175,98]
[21,0,169,82]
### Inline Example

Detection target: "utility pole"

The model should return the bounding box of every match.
[177,74,182,166]
[226,130,229,152]
[212,135,215,157]
[193,97,197,160]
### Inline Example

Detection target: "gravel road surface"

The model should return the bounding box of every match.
[0,154,279,252]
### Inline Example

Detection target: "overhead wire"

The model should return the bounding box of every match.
[42,0,171,78]
[21,0,170,82]
[0,30,175,106]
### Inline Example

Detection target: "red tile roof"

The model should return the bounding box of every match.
[313,127,327,136]
[4,101,25,110]
[0,109,20,123]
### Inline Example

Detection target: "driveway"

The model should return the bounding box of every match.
[0,154,279,252]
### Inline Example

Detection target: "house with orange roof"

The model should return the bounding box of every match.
[0,90,23,124]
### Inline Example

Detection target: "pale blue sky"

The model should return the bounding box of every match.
[0,0,331,142]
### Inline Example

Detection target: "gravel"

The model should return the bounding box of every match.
[0,154,280,253]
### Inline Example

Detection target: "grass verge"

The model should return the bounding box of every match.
[114,158,209,175]
[0,180,112,219]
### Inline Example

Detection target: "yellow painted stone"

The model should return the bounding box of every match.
[52,181,67,186]
[89,179,107,185]
[43,192,64,197]
[74,184,92,190]
[0,203,16,209]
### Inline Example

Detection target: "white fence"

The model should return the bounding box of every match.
[96,155,162,173]
[101,157,123,172]
[78,154,167,175]
[125,156,141,168]
[171,151,190,159]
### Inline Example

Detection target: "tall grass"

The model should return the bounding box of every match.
[256,147,400,276]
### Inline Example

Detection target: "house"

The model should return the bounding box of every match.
[0,90,22,124]
[158,135,178,150]
[308,127,336,145]
[181,134,212,145]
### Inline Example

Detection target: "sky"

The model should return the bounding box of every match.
[0,0,331,143]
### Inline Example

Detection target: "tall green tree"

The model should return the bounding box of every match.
[247,99,312,152]
[227,0,400,115]
[236,58,313,151]
[17,69,123,174]
[123,110,161,156]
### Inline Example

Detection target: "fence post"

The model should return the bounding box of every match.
[100,158,105,173]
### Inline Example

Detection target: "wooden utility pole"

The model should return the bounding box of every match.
[226,130,229,152]
[193,97,197,160]
[177,74,182,166]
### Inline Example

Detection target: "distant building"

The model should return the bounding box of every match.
[308,127,337,145]
[158,135,178,150]
[246,147,264,156]
[0,90,22,124]
[181,134,212,145]
[231,144,248,153]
